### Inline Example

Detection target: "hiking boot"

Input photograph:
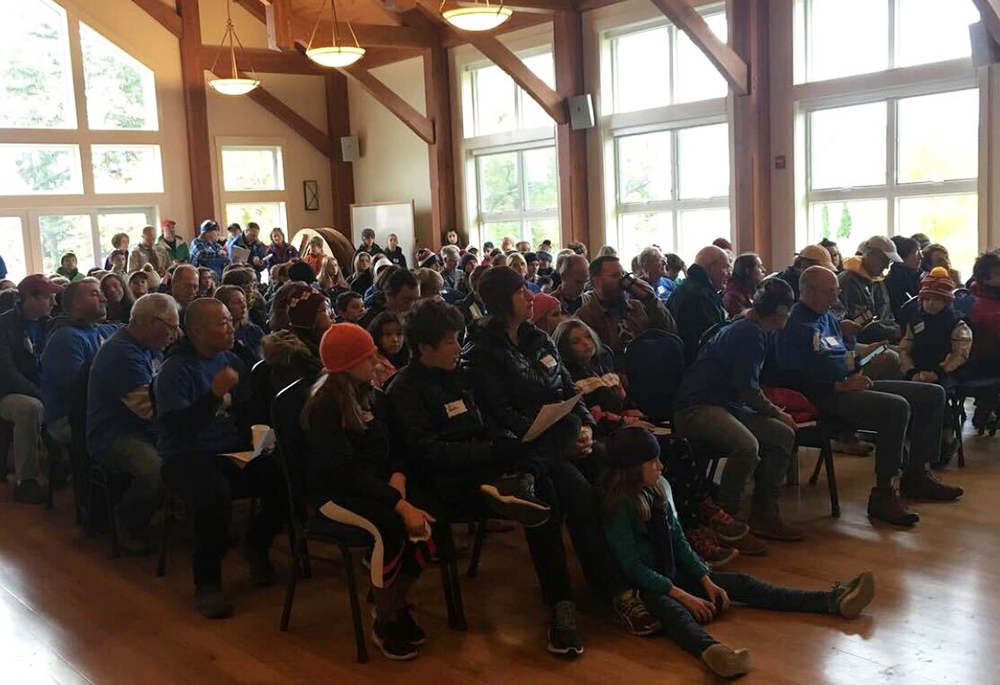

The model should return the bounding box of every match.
[12,479,46,505]
[727,530,768,555]
[701,643,751,678]
[373,619,419,661]
[867,487,919,526]
[900,470,964,502]
[749,499,805,542]
[195,586,234,619]
[480,473,551,528]
[687,528,739,569]
[398,604,426,645]
[243,542,278,587]
[698,498,749,542]
[832,434,873,456]
[547,600,584,658]
[828,571,876,619]
[612,589,662,636]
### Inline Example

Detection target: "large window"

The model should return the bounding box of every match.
[80,23,158,130]
[36,206,157,274]
[219,143,287,232]
[475,146,559,248]
[462,52,555,138]
[225,202,287,231]
[91,145,164,194]
[0,144,84,195]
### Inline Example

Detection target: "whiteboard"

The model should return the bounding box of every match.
[350,201,416,269]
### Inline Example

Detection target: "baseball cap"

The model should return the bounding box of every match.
[161,219,175,228]
[796,245,835,271]
[18,275,63,295]
[862,235,903,263]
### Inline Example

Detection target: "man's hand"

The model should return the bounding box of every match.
[776,410,799,431]
[211,366,240,398]
[628,277,656,301]
[395,500,436,539]
[389,472,407,499]
[835,374,872,393]
[573,425,594,457]
[840,319,862,338]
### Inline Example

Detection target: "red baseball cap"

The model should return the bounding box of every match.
[161,219,176,228]
[18,275,63,295]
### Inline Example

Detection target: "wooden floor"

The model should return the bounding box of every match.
[1,425,999,685]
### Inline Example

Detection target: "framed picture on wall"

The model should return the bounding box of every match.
[303,180,319,211]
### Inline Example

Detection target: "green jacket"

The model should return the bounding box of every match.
[603,477,710,595]
[55,266,85,282]
[156,235,189,264]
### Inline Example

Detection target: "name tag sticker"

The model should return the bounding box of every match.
[913,322,925,334]
[444,400,468,418]
[823,336,842,348]
[540,354,557,369]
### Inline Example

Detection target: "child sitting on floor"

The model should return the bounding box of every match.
[601,426,876,679]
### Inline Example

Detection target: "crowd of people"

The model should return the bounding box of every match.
[4,219,995,677]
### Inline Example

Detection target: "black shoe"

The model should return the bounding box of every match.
[900,470,964,501]
[13,479,46,505]
[373,619,419,660]
[195,586,235,619]
[398,604,426,645]
[867,487,919,526]
[243,542,278,587]
[480,473,551,528]
[612,589,662,636]
[547,600,584,658]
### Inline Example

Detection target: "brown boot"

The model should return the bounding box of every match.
[749,495,805,542]
[867,487,919,526]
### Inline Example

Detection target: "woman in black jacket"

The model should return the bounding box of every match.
[301,322,434,662]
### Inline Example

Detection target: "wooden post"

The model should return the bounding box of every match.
[177,0,215,223]
[554,11,588,246]
[423,44,455,251]
[326,73,355,236]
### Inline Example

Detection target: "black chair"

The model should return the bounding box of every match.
[798,421,841,517]
[249,359,275,426]
[0,419,14,483]
[623,330,686,424]
[953,377,1000,464]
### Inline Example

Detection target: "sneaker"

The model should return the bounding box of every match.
[867,487,919,526]
[398,604,426,645]
[480,473,551,528]
[612,589,662,636]
[829,571,876,619]
[698,499,749,542]
[832,434,873,456]
[243,542,278,587]
[726,530,768,555]
[12,478,46,505]
[547,600,584,658]
[195,586,235,619]
[373,619,419,661]
[701,643,752,678]
[749,500,805,542]
[687,528,739,569]
[900,470,964,502]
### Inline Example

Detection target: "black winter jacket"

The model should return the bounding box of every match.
[666,264,727,365]
[0,305,49,399]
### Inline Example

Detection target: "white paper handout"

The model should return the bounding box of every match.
[223,424,275,467]
[230,244,250,264]
[522,393,583,443]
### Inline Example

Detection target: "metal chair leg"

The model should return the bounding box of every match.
[107,483,121,559]
[823,441,840,517]
[808,451,824,486]
[280,537,304,631]
[340,546,368,664]
[156,497,175,577]
[466,521,487,578]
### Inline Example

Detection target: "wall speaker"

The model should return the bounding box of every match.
[568,94,595,131]
[340,136,361,162]
[970,21,1000,68]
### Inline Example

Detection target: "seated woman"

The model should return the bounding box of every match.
[529,293,566,337]
[260,284,331,392]
[349,251,374,296]
[921,243,962,287]
[602,427,875,679]
[368,311,409,388]
[317,255,349,301]
[722,253,766,318]
[215,285,264,366]
[101,272,133,324]
[302,323,435,661]
[554,319,750,566]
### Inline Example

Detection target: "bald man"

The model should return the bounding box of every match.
[155,298,283,619]
[547,253,589,314]
[667,245,732,364]
[765,266,963,528]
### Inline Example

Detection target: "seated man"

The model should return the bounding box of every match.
[577,255,677,360]
[637,246,674,301]
[41,278,117,444]
[765,266,963,527]
[775,246,834,301]
[88,294,179,553]
[667,245,731,365]
[155,298,283,619]
[838,236,901,344]
[357,268,420,330]
[170,264,200,321]
[0,276,61,503]
[884,236,922,324]
[546,253,588,314]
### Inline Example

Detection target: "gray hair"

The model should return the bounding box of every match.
[130,292,180,325]
[441,245,461,260]
[638,246,663,272]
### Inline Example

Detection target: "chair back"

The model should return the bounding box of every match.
[624,329,686,423]
[250,359,274,425]
[271,378,311,528]
[698,319,731,353]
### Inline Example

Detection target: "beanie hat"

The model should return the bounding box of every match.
[605,427,661,469]
[287,260,316,284]
[919,266,955,302]
[478,266,527,316]
[199,219,219,235]
[529,293,561,325]
[320,323,377,373]
[287,285,327,330]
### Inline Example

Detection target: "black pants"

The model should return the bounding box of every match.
[658,437,717,530]
[161,452,284,588]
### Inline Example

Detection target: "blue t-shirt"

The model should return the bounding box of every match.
[41,322,117,423]
[674,317,767,414]
[87,328,161,454]
[652,276,677,301]
[766,302,850,388]
[22,319,43,360]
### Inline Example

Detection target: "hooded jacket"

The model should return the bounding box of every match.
[0,305,50,398]
[260,329,322,394]
[966,282,1000,361]
[666,264,727,365]
[837,256,900,344]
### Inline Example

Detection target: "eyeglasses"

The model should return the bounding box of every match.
[154,317,182,333]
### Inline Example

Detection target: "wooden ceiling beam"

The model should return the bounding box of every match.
[338,65,436,143]
[129,0,182,38]
[266,0,296,50]
[648,0,747,95]
[972,0,1000,48]
[201,45,330,74]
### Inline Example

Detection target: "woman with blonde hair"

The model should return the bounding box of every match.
[317,255,349,299]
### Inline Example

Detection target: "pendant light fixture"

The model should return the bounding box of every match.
[441,0,512,32]
[305,0,366,69]
[208,0,260,96]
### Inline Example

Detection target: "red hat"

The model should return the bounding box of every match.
[161,219,175,228]
[287,285,327,330]
[320,323,377,373]
[529,292,561,325]
[919,266,955,302]
[18,275,63,295]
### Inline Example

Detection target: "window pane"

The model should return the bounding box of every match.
[477,152,520,213]
[678,208,731,266]
[613,27,670,113]
[528,219,560,251]
[474,65,516,135]
[80,23,158,130]
[808,0,888,82]
[92,145,164,193]
[678,124,729,199]
[809,102,887,190]
[675,12,729,104]
[898,89,978,184]
[221,147,284,191]
[97,209,155,265]
[0,217,28,283]
[808,199,888,245]
[897,0,979,68]
[520,53,556,129]
[0,0,75,128]
[225,203,286,230]
[39,214,93,274]
[898,194,978,278]
[617,132,672,204]
[523,147,557,211]
[0,144,83,195]
[482,221,521,248]
[620,212,673,266]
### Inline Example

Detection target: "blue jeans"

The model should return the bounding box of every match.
[642,572,834,657]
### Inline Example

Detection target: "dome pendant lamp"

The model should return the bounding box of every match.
[208,0,260,96]
[305,0,366,68]
[441,0,512,31]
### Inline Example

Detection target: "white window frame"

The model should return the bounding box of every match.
[215,137,289,231]
[26,204,158,273]
[471,141,559,244]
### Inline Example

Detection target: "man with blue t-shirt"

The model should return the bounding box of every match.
[88,294,180,553]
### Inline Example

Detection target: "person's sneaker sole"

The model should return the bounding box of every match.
[372,629,418,661]
[702,644,751,678]
[611,612,662,637]
[371,607,426,645]
[867,506,920,527]
[480,484,551,528]
[749,524,806,542]
[727,532,768,555]
[546,633,584,658]
[704,547,739,569]
[899,483,964,502]
[838,571,875,619]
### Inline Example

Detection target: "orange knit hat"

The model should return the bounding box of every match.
[320,323,377,373]
[919,266,955,302]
